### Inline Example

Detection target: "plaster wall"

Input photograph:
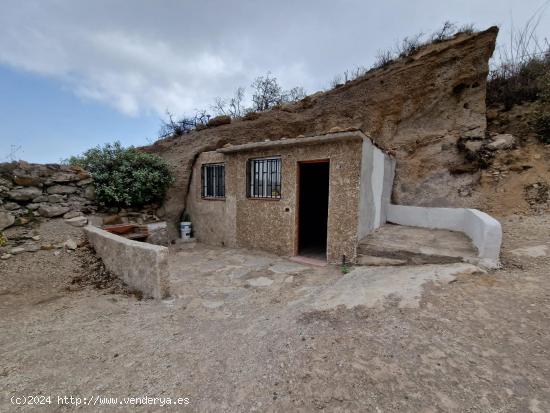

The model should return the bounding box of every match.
[231,140,362,263]
[187,140,363,263]
[386,204,502,267]
[83,225,170,298]
[357,139,396,240]
[186,151,236,247]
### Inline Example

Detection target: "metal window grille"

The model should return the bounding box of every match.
[247,157,281,198]
[201,163,225,198]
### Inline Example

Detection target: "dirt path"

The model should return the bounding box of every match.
[1,215,549,412]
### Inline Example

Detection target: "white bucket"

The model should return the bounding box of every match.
[180,222,192,240]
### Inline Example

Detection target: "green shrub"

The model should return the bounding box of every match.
[68,141,174,207]
[0,232,7,247]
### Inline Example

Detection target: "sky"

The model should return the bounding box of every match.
[0,0,549,163]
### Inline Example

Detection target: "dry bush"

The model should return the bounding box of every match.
[395,33,425,58]
[330,21,476,88]
[430,21,457,43]
[372,50,394,69]
[212,87,246,118]
[330,74,343,88]
[250,72,306,111]
[487,4,550,109]
[285,86,307,102]
[158,110,211,138]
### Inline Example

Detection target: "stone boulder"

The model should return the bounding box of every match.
[38,204,70,218]
[48,194,65,203]
[51,172,80,183]
[0,177,13,189]
[3,202,19,211]
[83,186,96,200]
[47,185,78,195]
[463,140,483,153]
[7,187,43,201]
[13,175,42,187]
[9,246,26,255]
[0,211,15,230]
[63,211,83,219]
[486,134,517,151]
[63,239,78,250]
[65,216,88,227]
[77,178,93,186]
[32,195,49,203]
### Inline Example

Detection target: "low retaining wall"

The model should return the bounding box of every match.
[386,204,502,268]
[84,225,170,299]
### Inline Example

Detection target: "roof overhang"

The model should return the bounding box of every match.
[216,130,369,154]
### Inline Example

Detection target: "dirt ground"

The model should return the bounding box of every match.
[1,215,549,412]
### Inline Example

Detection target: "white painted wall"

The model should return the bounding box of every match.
[386,204,502,268]
[357,138,395,240]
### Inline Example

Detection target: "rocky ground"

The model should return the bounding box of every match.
[0,214,549,412]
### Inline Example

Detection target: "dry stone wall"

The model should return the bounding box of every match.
[0,161,96,231]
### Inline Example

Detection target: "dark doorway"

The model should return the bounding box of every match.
[297,160,330,259]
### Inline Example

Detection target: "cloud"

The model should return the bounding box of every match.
[67,31,243,115]
[0,0,548,118]
[0,1,253,116]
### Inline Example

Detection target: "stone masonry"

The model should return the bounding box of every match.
[0,161,96,231]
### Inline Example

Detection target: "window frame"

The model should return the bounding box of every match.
[201,162,226,199]
[247,156,282,200]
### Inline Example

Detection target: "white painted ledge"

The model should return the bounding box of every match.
[386,204,502,268]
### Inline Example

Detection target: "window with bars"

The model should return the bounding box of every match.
[201,163,225,198]
[247,157,282,199]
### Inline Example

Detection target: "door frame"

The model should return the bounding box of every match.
[294,159,330,256]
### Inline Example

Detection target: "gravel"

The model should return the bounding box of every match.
[0,214,549,412]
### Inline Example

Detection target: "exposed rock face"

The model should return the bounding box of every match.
[145,27,498,233]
